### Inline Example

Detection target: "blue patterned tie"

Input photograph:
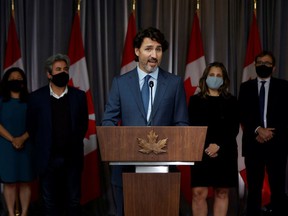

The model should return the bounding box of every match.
[259,81,266,126]
[141,75,151,116]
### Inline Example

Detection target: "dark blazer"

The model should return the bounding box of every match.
[27,85,88,174]
[239,77,288,156]
[102,67,189,186]
[102,67,189,127]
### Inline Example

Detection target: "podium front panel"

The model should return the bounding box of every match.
[97,126,207,162]
[123,172,180,216]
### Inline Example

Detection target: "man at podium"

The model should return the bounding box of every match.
[102,27,189,216]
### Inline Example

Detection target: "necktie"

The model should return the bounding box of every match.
[141,75,151,116]
[259,81,266,126]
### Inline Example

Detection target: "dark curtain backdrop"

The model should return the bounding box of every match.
[1,0,288,124]
[1,0,288,215]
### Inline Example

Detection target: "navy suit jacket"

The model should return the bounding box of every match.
[239,77,288,157]
[27,85,88,174]
[102,67,189,127]
[102,67,189,186]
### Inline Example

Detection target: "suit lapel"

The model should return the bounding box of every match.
[44,86,53,130]
[267,77,276,113]
[68,88,77,130]
[252,78,259,95]
[150,69,168,120]
[267,77,275,97]
[127,69,147,119]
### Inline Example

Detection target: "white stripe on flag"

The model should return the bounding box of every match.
[184,56,206,86]
[69,57,89,92]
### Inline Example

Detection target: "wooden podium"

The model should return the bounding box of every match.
[97,126,207,216]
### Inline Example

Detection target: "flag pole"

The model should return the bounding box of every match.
[77,0,81,16]
[132,0,136,17]
[11,0,15,17]
[131,0,136,29]
[78,0,81,13]
[196,0,200,19]
[133,0,136,11]
[254,0,257,15]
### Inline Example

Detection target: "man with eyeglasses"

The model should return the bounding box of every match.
[238,51,288,216]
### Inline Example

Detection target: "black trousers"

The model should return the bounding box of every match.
[245,145,288,216]
[40,157,82,216]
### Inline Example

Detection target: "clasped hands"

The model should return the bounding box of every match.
[205,143,220,158]
[11,136,25,150]
[256,127,275,143]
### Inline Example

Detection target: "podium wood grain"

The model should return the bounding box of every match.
[123,173,180,216]
[97,126,207,162]
[97,126,207,216]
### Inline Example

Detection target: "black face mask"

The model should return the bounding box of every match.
[7,80,24,92]
[51,72,69,87]
[256,65,273,78]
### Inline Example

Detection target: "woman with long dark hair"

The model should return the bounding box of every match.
[0,67,34,216]
[188,62,239,216]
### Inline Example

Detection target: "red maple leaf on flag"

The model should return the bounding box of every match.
[183,12,205,104]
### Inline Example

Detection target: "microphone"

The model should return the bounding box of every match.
[149,80,154,88]
[147,81,154,126]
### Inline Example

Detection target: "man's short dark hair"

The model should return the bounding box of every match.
[255,50,276,66]
[133,27,169,62]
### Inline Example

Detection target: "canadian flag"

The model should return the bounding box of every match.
[68,12,101,204]
[238,12,271,206]
[120,11,137,75]
[241,12,262,81]
[4,14,24,71]
[183,12,206,104]
[178,12,206,205]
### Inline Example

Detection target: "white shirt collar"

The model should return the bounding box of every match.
[137,66,159,81]
[49,83,68,99]
[257,77,271,84]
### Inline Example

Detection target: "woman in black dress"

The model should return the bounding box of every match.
[188,62,239,216]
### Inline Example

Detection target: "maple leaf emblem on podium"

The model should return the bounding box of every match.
[137,130,168,154]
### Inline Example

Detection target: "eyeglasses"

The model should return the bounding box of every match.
[256,61,273,67]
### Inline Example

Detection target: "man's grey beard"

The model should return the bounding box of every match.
[147,65,158,73]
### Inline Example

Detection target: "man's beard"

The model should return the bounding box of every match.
[145,64,158,73]
[145,58,158,72]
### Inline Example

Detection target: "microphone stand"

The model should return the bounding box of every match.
[147,81,154,126]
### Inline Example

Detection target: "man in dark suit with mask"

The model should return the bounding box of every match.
[238,51,288,216]
[27,53,88,216]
